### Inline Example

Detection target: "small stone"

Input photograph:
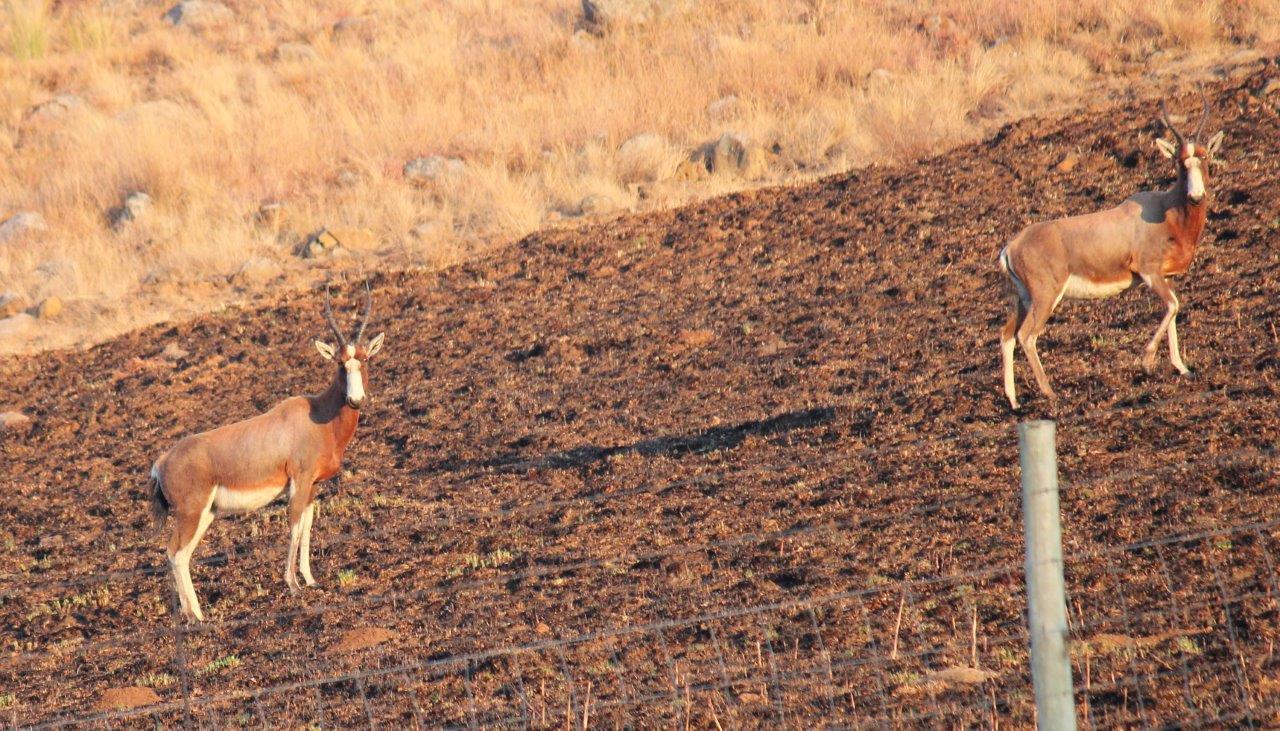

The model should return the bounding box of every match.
[275,42,319,62]
[36,297,63,319]
[110,192,152,229]
[163,1,233,30]
[0,411,32,433]
[0,293,24,318]
[0,212,47,243]
[1054,153,1080,172]
[403,155,465,184]
[700,133,769,179]
[231,257,283,285]
[335,169,362,187]
[1261,78,1280,97]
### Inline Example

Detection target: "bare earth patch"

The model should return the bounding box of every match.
[93,686,160,712]
[326,627,397,656]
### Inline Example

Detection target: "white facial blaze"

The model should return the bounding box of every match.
[344,358,365,404]
[1184,145,1205,200]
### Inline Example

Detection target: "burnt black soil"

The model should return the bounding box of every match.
[4,62,1280,728]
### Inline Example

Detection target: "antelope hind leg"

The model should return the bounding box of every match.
[167,495,215,622]
[1001,299,1026,409]
[1016,304,1058,401]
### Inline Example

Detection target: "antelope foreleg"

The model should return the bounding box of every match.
[284,478,314,594]
[299,502,317,587]
[1141,276,1183,374]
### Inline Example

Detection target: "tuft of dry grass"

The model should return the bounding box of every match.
[0,0,1276,353]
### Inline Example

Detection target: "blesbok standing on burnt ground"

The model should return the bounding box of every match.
[150,283,385,621]
[998,99,1224,409]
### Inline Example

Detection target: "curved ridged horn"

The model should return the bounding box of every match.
[353,280,373,344]
[1160,100,1185,148]
[1193,90,1209,140]
[323,283,348,350]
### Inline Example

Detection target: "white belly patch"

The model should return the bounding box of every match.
[1062,274,1132,300]
[213,484,286,513]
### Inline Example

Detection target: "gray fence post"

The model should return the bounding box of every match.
[1019,420,1076,730]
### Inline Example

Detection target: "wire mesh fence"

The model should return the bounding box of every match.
[6,401,1280,728]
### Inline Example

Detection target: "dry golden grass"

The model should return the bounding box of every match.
[0,0,1276,353]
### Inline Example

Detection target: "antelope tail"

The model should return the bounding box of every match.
[998,246,1030,307]
[149,461,170,529]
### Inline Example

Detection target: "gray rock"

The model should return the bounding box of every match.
[703,133,768,179]
[24,94,86,126]
[164,1,233,30]
[0,212,47,243]
[403,155,465,184]
[0,293,24,318]
[110,192,152,229]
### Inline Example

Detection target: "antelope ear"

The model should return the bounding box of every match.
[366,332,385,357]
[1206,130,1224,156]
[314,340,336,360]
[1155,138,1177,159]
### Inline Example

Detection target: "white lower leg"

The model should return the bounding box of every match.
[1001,336,1018,408]
[1145,306,1177,365]
[169,553,190,616]
[299,503,316,587]
[176,508,215,621]
[1168,316,1190,374]
[285,518,302,592]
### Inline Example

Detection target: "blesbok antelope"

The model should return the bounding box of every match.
[150,284,385,621]
[998,100,1224,409]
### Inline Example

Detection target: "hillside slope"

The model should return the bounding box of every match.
[2,61,1280,726]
